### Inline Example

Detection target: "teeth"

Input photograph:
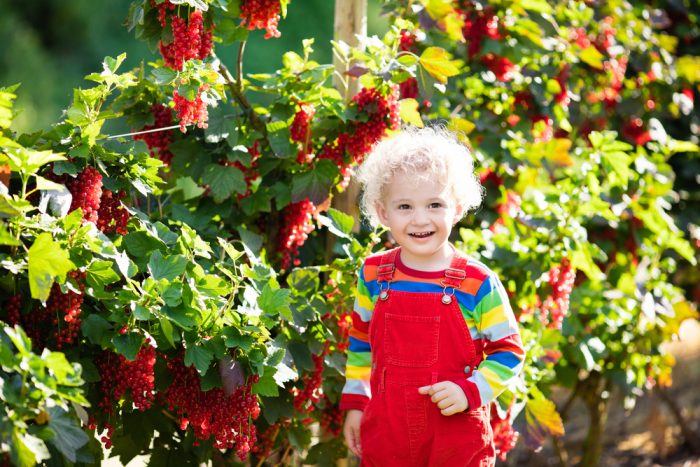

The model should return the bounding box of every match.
[410,232,433,238]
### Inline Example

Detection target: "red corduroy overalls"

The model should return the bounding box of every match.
[360,248,495,467]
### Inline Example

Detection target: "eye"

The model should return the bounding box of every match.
[397,204,411,210]
[429,202,443,209]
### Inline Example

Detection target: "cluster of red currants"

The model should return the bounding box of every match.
[45,270,86,350]
[278,199,317,270]
[490,402,519,461]
[164,356,261,459]
[97,190,130,235]
[96,344,157,420]
[4,294,22,326]
[291,103,316,164]
[239,0,286,39]
[540,258,576,329]
[173,84,209,132]
[291,350,326,415]
[133,103,175,165]
[66,165,102,224]
[319,398,344,436]
[158,8,213,71]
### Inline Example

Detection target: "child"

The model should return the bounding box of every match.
[340,126,525,466]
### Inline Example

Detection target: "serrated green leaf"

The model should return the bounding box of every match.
[47,406,89,462]
[148,250,187,281]
[112,333,143,361]
[252,369,279,396]
[27,233,75,302]
[81,314,112,345]
[184,345,213,376]
[258,283,292,320]
[152,67,177,85]
[419,47,461,84]
[201,164,246,203]
[399,98,424,127]
[291,159,338,204]
[86,260,120,289]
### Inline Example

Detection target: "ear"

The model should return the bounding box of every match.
[375,201,389,226]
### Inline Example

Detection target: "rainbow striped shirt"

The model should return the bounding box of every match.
[340,250,525,411]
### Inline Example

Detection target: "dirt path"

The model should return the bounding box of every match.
[507,319,700,467]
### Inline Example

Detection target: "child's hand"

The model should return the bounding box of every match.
[343,409,363,457]
[418,381,469,416]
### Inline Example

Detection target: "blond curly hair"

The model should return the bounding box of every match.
[355,126,483,228]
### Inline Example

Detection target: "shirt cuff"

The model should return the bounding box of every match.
[339,394,369,411]
[453,378,482,411]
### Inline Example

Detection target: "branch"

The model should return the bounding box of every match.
[216,42,267,138]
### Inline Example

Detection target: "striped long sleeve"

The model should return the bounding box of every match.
[339,264,374,411]
[453,270,525,409]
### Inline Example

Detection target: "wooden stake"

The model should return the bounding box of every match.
[333,0,367,231]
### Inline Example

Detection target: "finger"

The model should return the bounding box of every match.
[430,387,451,404]
[437,397,455,410]
[348,427,361,457]
[441,403,462,416]
[418,385,432,395]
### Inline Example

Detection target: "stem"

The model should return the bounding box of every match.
[216,47,267,138]
[580,373,609,467]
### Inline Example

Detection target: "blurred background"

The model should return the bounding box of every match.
[0,0,388,133]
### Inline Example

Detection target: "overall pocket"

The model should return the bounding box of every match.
[384,313,440,367]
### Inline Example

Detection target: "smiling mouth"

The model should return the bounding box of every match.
[409,231,435,238]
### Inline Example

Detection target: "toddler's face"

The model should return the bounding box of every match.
[376,171,463,270]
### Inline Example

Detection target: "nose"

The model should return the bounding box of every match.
[411,207,430,225]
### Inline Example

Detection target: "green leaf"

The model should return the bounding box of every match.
[252,368,279,396]
[148,250,188,281]
[184,345,213,376]
[579,46,605,70]
[571,241,604,281]
[172,176,206,200]
[112,333,143,361]
[258,283,292,320]
[399,98,424,127]
[518,0,552,13]
[419,47,461,84]
[287,268,321,294]
[27,233,75,302]
[266,121,295,158]
[47,406,89,462]
[45,351,76,382]
[123,231,164,258]
[86,260,120,290]
[152,67,177,85]
[5,325,32,355]
[12,432,49,467]
[291,159,338,205]
[81,314,112,345]
[201,164,246,203]
[159,318,177,348]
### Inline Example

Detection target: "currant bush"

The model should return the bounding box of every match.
[97,190,130,235]
[240,0,286,39]
[66,166,103,224]
[173,84,209,132]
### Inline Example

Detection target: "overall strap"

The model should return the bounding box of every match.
[443,255,468,288]
[377,247,400,283]
[440,254,468,305]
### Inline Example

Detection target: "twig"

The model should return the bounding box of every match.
[217,44,267,138]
